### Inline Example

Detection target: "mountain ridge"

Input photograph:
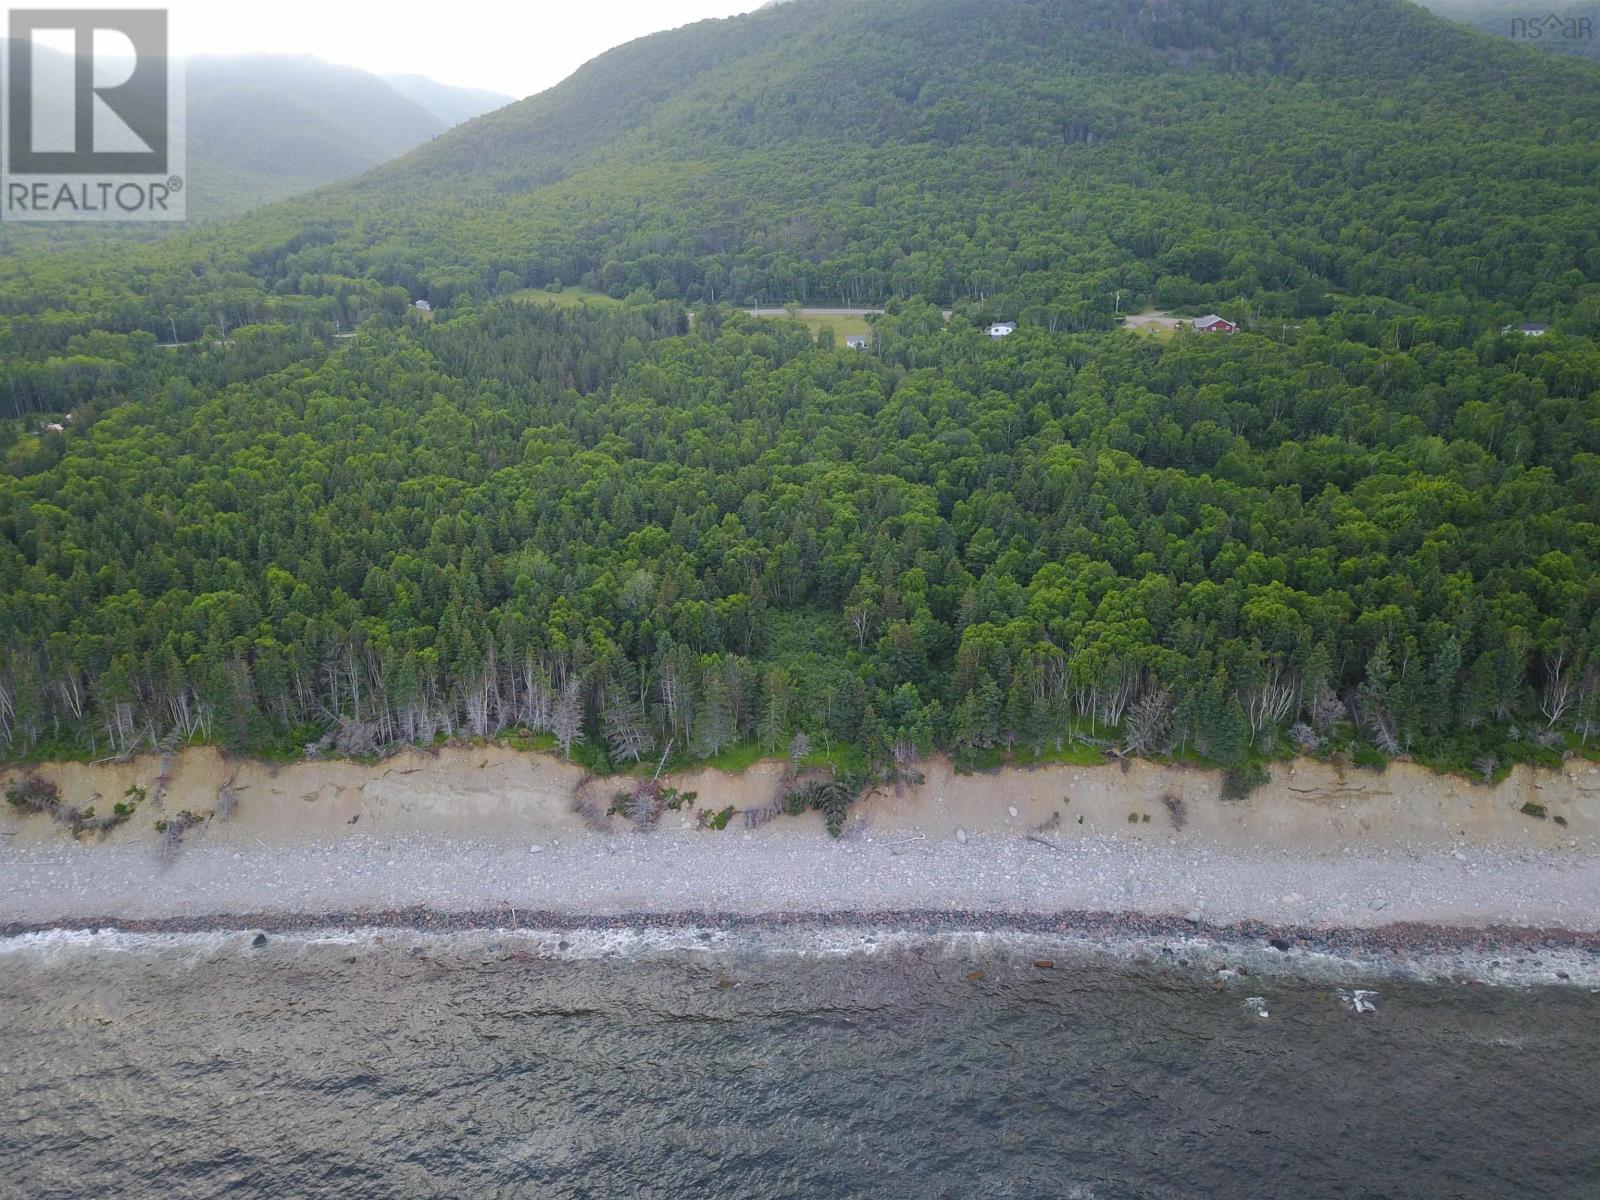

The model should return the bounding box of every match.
[3,0,1599,342]
[216,0,1600,321]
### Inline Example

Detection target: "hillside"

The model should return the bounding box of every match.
[4,0,1599,342]
[176,55,511,218]
[182,55,454,218]
[336,0,1599,314]
[0,0,1597,794]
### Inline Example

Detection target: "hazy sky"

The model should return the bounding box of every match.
[72,0,765,98]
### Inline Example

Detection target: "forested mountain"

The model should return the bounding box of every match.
[5,0,1599,351]
[180,56,510,217]
[181,56,457,219]
[1,0,1598,791]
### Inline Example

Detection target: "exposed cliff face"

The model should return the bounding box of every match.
[3,748,1596,853]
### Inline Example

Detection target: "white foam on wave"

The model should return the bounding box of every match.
[0,926,246,969]
[3,923,1597,989]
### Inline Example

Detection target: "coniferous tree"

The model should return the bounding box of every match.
[691,670,734,759]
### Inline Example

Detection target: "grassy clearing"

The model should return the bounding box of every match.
[797,313,873,341]
[509,286,622,309]
[500,731,559,754]
[797,742,870,776]
[751,311,875,341]
[1030,741,1109,766]
[701,740,771,774]
[957,741,1109,772]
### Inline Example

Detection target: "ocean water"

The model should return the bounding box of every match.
[1,927,1597,1199]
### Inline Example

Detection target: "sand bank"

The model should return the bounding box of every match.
[4,745,1596,850]
[2,748,1597,931]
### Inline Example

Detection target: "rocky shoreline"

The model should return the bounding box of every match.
[6,907,1598,994]
[7,904,1600,956]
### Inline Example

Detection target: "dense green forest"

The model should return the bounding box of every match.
[4,298,1597,782]
[1,0,1598,788]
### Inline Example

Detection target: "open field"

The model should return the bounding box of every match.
[745,307,877,340]
[509,286,622,308]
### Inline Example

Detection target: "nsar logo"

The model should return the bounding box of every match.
[1509,12,1595,40]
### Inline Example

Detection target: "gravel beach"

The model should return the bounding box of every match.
[4,825,1598,934]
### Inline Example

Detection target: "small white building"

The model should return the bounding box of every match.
[1502,322,1548,336]
[986,322,1016,338]
[845,335,868,350]
[413,299,433,312]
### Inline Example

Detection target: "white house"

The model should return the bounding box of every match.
[1502,322,1548,336]
[845,335,868,350]
[987,322,1016,338]
[413,299,433,312]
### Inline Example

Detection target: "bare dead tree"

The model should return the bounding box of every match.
[845,603,873,650]
[518,656,554,731]
[620,778,665,829]
[1574,667,1600,744]
[1362,703,1401,755]
[0,674,14,751]
[1244,664,1296,738]
[215,770,240,821]
[603,692,654,763]
[462,664,496,738]
[1122,687,1171,756]
[1310,686,1347,733]
[1541,649,1574,729]
[744,796,784,829]
[157,810,204,861]
[553,677,585,759]
[1093,664,1140,728]
[332,714,381,758]
[1160,793,1187,831]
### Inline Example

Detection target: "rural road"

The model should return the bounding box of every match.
[746,306,955,320]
